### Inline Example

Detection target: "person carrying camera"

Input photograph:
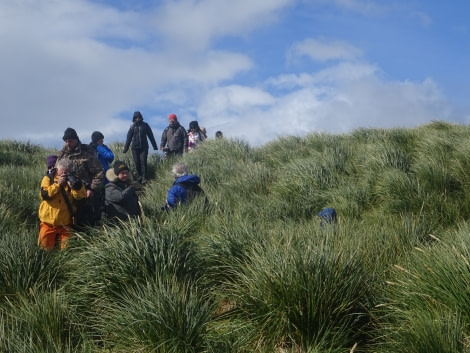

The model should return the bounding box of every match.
[38,158,87,250]
[57,127,104,228]
[160,113,188,156]
[123,111,158,185]
[104,161,141,222]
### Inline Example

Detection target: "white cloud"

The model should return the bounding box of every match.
[330,0,386,15]
[151,0,293,51]
[0,0,257,146]
[197,64,451,146]
[0,0,465,149]
[288,38,362,63]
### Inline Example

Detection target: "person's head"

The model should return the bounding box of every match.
[189,120,199,131]
[56,158,73,176]
[168,113,178,126]
[91,131,104,145]
[46,155,58,170]
[172,162,188,178]
[132,111,143,123]
[215,131,223,139]
[63,127,80,150]
[113,161,130,182]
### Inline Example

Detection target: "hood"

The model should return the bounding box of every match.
[175,174,200,185]
[106,168,134,183]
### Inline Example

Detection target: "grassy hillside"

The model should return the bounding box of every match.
[1,121,470,352]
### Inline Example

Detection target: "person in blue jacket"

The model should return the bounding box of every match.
[164,162,202,210]
[90,131,114,184]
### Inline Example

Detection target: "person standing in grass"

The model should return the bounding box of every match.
[38,158,86,250]
[187,120,206,152]
[57,127,104,228]
[123,111,158,185]
[160,113,188,156]
[90,131,114,184]
[104,161,141,222]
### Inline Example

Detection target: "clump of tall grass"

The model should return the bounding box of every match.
[0,141,44,166]
[96,276,215,353]
[0,164,45,225]
[0,289,91,353]
[375,224,470,352]
[64,219,198,303]
[0,228,59,300]
[217,231,375,352]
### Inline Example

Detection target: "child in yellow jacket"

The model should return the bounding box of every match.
[38,157,86,250]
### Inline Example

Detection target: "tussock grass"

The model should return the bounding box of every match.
[3,122,470,351]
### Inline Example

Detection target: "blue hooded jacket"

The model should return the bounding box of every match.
[167,174,201,208]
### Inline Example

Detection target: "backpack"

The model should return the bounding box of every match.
[176,182,208,205]
[318,207,337,227]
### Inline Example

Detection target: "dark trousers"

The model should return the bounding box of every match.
[132,148,149,179]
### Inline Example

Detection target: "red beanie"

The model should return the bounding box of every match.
[168,113,177,121]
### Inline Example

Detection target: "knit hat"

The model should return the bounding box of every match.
[63,127,79,141]
[168,113,178,121]
[133,111,143,122]
[46,155,58,168]
[113,161,129,175]
[91,131,104,144]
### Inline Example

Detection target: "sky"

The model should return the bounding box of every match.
[1,0,469,149]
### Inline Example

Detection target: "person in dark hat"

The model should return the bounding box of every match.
[89,131,114,183]
[122,111,158,184]
[46,155,58,173]
[187,120,205,152]
[57,127,104,228]
[103,160,141,222]
[160,113,188,156]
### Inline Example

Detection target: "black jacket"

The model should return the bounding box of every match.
[104,169,141,221]
[123,121,158,152]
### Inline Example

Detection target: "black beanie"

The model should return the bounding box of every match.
[133,111,143,122]
[189,121,199,130]
[91,131,104,144]
[113,161,129,175]
[63,127,79,141]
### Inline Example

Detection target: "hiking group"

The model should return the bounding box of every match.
[38,111,210,250]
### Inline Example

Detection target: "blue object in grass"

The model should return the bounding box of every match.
[318,208,337,227]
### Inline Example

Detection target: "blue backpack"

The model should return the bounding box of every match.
[318,208,337,227]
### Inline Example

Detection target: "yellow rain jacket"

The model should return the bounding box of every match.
[38,173,87,227]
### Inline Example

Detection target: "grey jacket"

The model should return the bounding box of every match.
[160,123,188,153]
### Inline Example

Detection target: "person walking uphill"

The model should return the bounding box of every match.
[57,127,104,228]
[160,113,188,156]
[123,111,158,184]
